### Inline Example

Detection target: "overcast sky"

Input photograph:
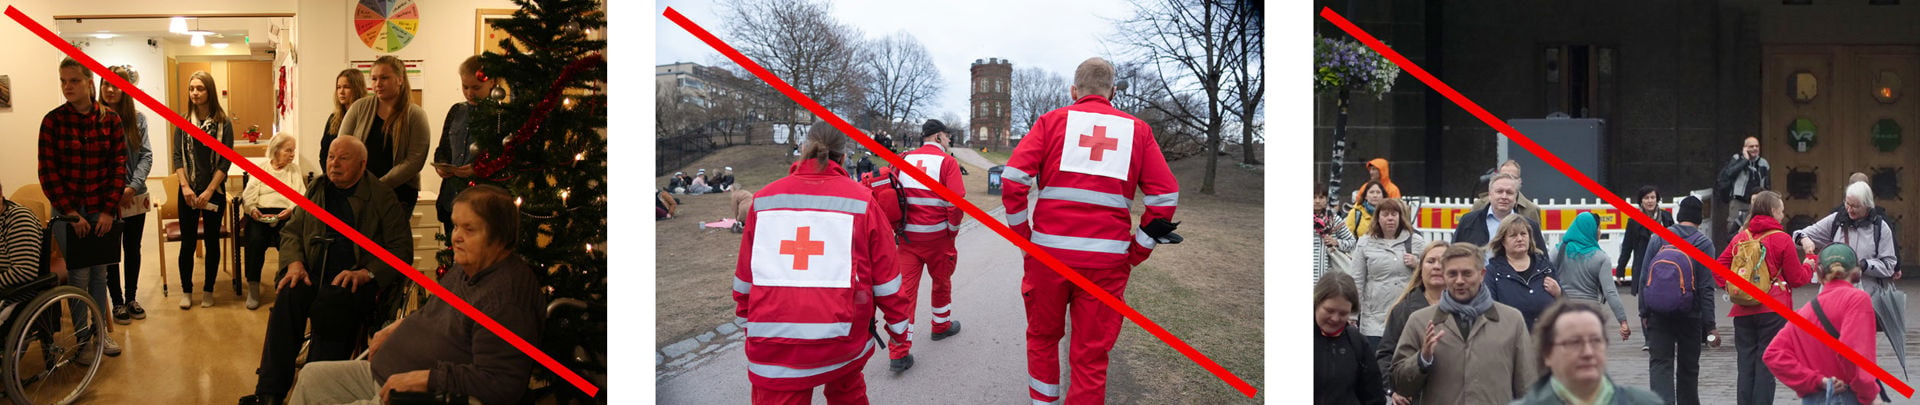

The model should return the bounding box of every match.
[655,0,1138,124]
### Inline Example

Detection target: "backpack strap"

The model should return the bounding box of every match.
[1812,298,1839,339]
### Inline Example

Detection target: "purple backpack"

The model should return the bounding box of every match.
[1643,244,1695,315]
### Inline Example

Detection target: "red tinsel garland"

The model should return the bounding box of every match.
[473,53,607,179]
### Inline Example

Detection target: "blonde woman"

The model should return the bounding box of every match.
[1350,198,1426,348]
[239,134,304,310]
[1374,241,1450,404]
[172,70,234,309]
[339,55,430,208]
[318,69,366,164]
[1484,213,1561,329]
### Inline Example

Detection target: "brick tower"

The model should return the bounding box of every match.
[970,58,1013,148]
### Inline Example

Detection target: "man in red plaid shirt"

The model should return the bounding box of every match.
[40,57,127,234]
[38,57,127,357]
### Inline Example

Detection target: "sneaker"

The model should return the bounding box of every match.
[888,354,914,373]
[113,306,131,325]
[179,295,193,310]
[932,320,963,341]
[72,343,91,366]
[201,291,214,308]
[246,282,262,310]
[128,301,147,319]
[1641,345,1649,352]
[102,334,121,357]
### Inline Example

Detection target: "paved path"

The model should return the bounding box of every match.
[658,210,1050,403]
[1604,280,1920,403]
[948,147,1000,169]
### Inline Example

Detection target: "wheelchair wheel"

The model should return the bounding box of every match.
[2,286,103,405]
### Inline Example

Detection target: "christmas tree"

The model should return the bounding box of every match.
[450,0,607,401]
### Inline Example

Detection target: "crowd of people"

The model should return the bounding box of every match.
[1315,137,1903,405]
[0,53,555,404]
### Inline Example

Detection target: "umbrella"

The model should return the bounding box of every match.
[1870,285,1908,402]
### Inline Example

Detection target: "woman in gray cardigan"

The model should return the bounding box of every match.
[1553,212,1631,341]
[338,55,431,209]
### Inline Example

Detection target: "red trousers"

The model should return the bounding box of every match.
[750,366,868,405]
[889,237,957,359]
[1022,257,1130,405]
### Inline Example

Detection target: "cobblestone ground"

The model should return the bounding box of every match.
[1608,280,1920,404]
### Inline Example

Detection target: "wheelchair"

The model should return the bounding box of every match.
[0,244,105,405]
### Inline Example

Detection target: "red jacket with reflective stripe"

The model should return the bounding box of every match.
[898,143,965,242]
[733,160,912,390]
[1002,95,1180,269]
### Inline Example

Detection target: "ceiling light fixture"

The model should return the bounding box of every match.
[190,33,206,47]
[211,42,230,49]
[169,17,187,34]
[92,33,116,39]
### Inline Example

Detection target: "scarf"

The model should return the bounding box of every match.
[1550,375,1615,405]
[1438,285,1494,325]
[1563,212,1601,260]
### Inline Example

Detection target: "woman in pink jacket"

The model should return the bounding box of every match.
[1765,244,1878,405]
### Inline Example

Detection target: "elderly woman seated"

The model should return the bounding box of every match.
[238,134,305,310]
[286,185,544,405]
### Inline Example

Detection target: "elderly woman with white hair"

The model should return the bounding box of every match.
[1795,182,1898,294]
[237,134,306,310]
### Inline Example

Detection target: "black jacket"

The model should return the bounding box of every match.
[1616,209,1675,279]
[1316,324,1387,405]
[1716,155,1771,202]
[1452,207,1546,252]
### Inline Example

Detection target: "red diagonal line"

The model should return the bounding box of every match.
[3,6,599,397]
[664,7,1258,398]
[1321,7,1913,398]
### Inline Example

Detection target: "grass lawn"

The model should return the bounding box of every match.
[1107,153,1266,404]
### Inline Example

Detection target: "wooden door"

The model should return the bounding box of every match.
[227,60,275,145]
[1763,45,1920,261]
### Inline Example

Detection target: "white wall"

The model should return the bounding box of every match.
[3,0,518,203]
[72,35,172,176]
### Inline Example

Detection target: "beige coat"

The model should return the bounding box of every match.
[338,96,431,191]
[1391,302,1536,404]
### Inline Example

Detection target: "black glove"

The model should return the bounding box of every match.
[1143,219,1182,244]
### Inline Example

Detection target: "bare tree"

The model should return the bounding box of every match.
[1010,67,1071,134]
[940,111,969,146]
[1118,0,1238,194]
[720,0,867,140]
[861,31,943,138]
[1224,0,1263,165]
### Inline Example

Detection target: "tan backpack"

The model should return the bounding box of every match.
[1727,229,1784,306]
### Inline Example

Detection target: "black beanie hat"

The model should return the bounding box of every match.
[1677,196,1704,224]
[922,119,948,138]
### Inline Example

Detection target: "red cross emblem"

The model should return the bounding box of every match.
[1078,125,1119,161]
[914,160,930,175]
[778,227,827,270]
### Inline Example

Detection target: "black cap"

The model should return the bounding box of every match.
[922,119,948,138]
[1677,196,1703,224]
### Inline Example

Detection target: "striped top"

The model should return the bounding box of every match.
[0,201,44,289]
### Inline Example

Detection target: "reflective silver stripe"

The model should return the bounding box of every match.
[1032,230,1130,254]
[1031,377,1061,397]
[1144,192,1179,207]
[748,340,875,379]
[887,320,910,335]
[736,316,748,325]
[1038,187,1130,209]
[906,197,954,207]
[1002,166,1033,185]
[732,278,752,295]
[872,276,902,297]
[1007,210,1029,226]
[754,194,869,215]
[930,305,951,314]
[745,322,854,340]
[932,315,951,323]
[904,223,951,233]
[870,178,891,187]
[1032,400,1058,405]
[1135,229,1157,250]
